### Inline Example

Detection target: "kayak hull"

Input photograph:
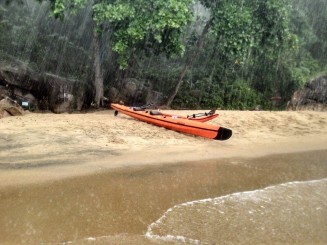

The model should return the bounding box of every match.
[111,103,232,140]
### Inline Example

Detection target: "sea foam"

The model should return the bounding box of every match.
[146,178,327,244]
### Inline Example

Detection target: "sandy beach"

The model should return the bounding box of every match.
[1,109,326,186]
[0,109,327,244]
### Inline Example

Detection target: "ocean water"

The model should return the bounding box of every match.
[0,150,326,244]
[146,179,327,245]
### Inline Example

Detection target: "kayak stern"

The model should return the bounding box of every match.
[215,127,233,140]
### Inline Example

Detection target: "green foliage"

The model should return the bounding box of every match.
[291,52,320,85]
[252,0,292,49]
[44,0,194,69]
[221,79,262,110]
[180,0,298,109]
[105,0,326,108]
[211,2,255,59]
[173,77,261,110]
[0,1,94,79]
[94,0,194,68]
[93,2,135,24]
[1,0,327,110]
[43,0,89,19]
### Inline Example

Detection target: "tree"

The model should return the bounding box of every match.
[241,0,302,108]
[166,0,296,109]
[166,0,259,107]
[4,0,325,110]
[42,0,194,107]
[166,18,212,108]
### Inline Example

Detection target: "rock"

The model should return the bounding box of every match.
[124,80,137,95]
[0,85,11,98]
[24,93,37,104]
[0,60,91,113]
[0,109,11,118]
[288,75,327,111]
[0,97,25,118]
[52,101,73,114]
[108,87,119,102]
[108,78,150,106]
[146,90,163,105]
[42,73,90,113]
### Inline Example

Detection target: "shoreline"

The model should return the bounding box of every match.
[0,146,326,190]
[1,107,327,244]
[1,149,326,244]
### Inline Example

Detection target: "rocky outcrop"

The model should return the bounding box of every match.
[0,60,91,113]
[288,75,327,111]
[0,60,164,112]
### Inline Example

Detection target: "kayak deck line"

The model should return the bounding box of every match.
[150,109,219,122]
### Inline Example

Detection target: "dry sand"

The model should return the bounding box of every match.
[0,108,326,187]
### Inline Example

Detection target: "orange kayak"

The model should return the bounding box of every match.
[111,103,232,140]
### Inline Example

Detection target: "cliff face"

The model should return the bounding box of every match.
[288,75,327,111]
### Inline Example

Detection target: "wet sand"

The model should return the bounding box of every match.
[0,109,327,244]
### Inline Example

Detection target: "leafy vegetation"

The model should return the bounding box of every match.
[0,0,326,110]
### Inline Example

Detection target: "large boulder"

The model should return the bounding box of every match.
[0,60,91,113]
[108,78,163,106]
[288,75,327,111]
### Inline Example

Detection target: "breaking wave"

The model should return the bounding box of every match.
[146,178,327,244]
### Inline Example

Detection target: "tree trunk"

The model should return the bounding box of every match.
[166,18,213,108]
[166,64,190,108]
[93,29,104,108]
